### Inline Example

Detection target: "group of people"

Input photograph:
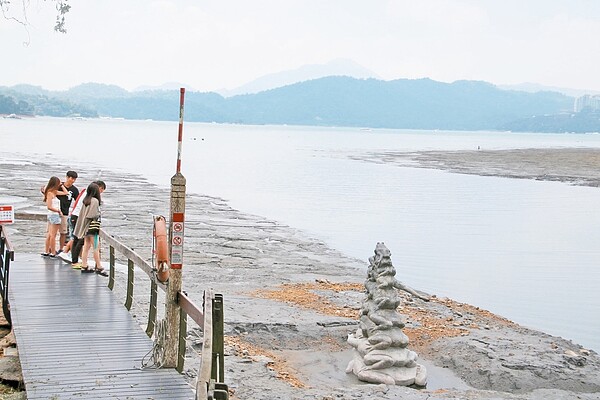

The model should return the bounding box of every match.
[41,170,108,275]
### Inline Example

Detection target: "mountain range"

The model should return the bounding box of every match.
[216,58,379,97]
[1,76,598,133]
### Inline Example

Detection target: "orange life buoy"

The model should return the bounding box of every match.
[154,216,170,283]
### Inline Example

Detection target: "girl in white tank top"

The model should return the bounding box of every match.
[43,177,66,256]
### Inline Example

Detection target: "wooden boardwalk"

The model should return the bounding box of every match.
[8,253,194,400]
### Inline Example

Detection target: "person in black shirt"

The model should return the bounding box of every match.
[56,170,79,252]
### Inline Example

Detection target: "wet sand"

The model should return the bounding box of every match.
[350,147,600,188]
[1,149,600,400]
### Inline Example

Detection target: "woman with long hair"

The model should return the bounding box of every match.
[73,182,106,275]
[42,176,65,257]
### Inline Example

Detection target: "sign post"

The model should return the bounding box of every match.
[164,88,187,368]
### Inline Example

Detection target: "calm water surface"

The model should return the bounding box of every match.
[1,117,600,351]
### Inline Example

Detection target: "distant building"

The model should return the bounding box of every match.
[574,94,600,112]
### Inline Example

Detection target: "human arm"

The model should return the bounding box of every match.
[56,184,69,196]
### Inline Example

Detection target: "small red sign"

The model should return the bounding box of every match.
[172,212,184,222]
[0,205,14,224]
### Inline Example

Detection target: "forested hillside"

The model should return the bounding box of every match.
[3,77,593,132]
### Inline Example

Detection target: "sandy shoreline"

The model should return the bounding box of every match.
[1,149,600,399]
[351,147,600,188]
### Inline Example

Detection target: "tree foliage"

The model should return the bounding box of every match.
[0,0,70,34]
[0,90,96,118]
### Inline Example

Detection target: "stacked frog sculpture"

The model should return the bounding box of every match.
[346,242,427,387]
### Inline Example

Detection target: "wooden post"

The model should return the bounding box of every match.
[164,172,186,367]
[164,88,186,368]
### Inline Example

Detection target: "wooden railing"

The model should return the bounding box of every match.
[99,229,228,400]
[0,225,14,326]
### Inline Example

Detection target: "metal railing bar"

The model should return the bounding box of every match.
[99,229,166,292]
[178,291,205,327]
[125,259,134,311]
[177,306,187,373]
[146,279,158,338]
[196,289,214,400]
[212,294,224,383]
[0,226,14,326]
[108,246,115,290]
[0,226,14,255]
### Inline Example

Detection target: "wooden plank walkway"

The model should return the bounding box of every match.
[8,253,194,399]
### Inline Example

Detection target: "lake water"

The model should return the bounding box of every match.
[1,117,600,352]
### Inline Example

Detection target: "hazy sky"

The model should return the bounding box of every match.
[2,0,600,92]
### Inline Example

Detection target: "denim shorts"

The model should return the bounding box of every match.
[48,214,61,225]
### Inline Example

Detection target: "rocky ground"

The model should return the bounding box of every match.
[1,148,599,400]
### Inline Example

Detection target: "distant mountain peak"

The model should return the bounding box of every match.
[133,82,196,92]
[218,59,380,97]
[66,82,130,98]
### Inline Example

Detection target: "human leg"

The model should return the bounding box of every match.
[43,222,52,255]
[59,215,68,248]
[80,236,91,270]
[92,232,108,276]
[92,235,101,266]
[92,240,107,276]
[62,239,73,253]
[62,215,76,253]
[72,236,83,264]
[47,223,60,255]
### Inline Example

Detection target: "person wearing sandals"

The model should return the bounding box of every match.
[66,180,106,269]
[42,176,68,257]
[73,182,108,276]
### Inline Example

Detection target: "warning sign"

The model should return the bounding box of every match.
[171,212,184,269]
[171,248,183,265]
[0,206,14,224]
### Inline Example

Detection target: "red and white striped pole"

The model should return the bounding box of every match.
[176,88,185,173]
[171,87,186,271]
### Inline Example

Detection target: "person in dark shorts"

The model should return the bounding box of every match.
[56,170,79,253]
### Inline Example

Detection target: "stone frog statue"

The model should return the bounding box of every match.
[347,242,428,387]
[361,299,406,330]
[367,244,430,302]
[346,348,427,386]
[347,329,418,369]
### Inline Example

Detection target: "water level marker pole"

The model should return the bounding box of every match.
[165,88,187,368]
[176,88,185,173]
